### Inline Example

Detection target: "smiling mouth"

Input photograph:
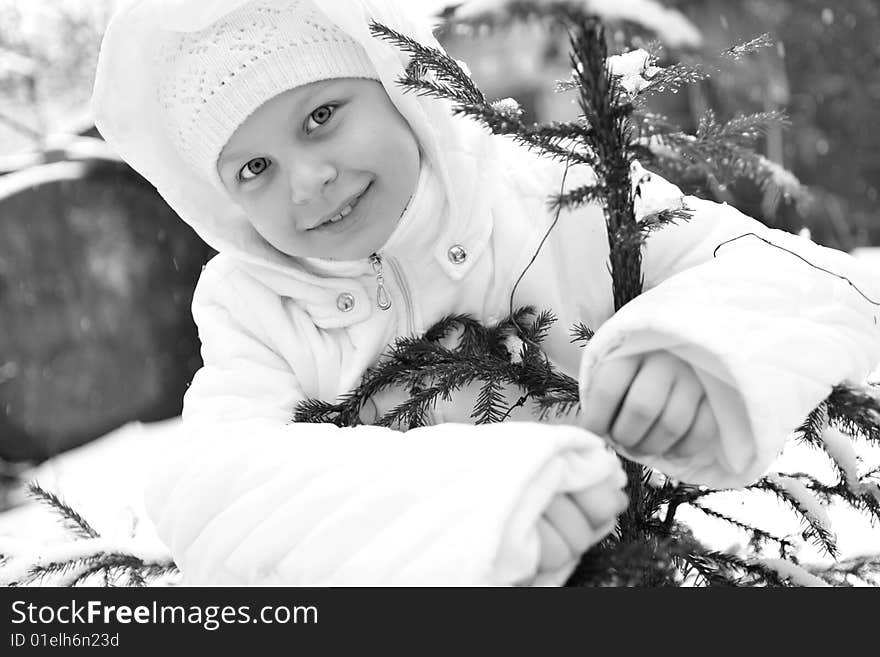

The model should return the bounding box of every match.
[309,184,371,231]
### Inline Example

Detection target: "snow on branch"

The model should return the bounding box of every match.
[0,536,178,587]
[805,554,880,587]
[821,426,863,491]
[757,474,837,558]
[0,482,178,587]
[758,558,831,587]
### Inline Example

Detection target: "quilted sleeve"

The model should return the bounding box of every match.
[578,182,880,489]
[145,263,626,586]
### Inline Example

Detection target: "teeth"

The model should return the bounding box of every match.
[326,203,354,225]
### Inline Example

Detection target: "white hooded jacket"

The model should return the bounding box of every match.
[91,0,880,585]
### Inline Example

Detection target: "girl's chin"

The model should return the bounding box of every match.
[280,212,398,260]
[320,225,395,260]
[299,241,385,262]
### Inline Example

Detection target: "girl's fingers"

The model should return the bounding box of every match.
[536,516,573,572]
[610,352,678,449]
[543,493,593,554]
[631,363,703,457]
[580,355,643,438]
[538,484,628,575]
[668,396,719,459]
[570,481,628,530]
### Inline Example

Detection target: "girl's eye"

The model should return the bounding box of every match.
[306,104,337,132]
[238,157,270,182]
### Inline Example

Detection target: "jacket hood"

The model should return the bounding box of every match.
[91,0,500,302]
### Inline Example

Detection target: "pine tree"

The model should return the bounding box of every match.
[292,6,880,586]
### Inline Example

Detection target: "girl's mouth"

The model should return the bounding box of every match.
[310,183,371,233]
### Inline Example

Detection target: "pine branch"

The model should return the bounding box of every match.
[25,555,106,587]
[721,33,775,60]
[751,476,838,558]
[637,61,712,98]
[805,554,880,587]
[452,103,599,166]
[369,21,485,104]
[397,77,474,102]
[522,309,557,346]
[796,401,830,448]
[379,379,462,429]
[619,35,805,206]
[638,207,693,234]
[26,552,178,587]
[472,377,508,424]
[569,321,594,346]
[709,110,790,144]
[664,482,717,510]
[642,113,797,196]
[826,383,880,447]
[372,20,602,173]
[533,390,580,421]
[27,482,99,540]
[1,536,179,587]
[637,33,774,100]
[757,558,832,587]
[689,501,795,553]
[684,549,791,587]
[567,534,687,587]
[422,312,485,344]
[680,551,745,587]
[549,183,603,210]
[817,425,864,493]
[780,471,880,526]
[292,399,348,425]
[296,317,511,426]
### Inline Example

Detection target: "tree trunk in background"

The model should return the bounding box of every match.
[0,156,213,462]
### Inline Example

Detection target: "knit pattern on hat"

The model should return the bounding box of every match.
[156,0,378,186]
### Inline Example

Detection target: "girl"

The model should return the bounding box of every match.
[91,0,880,585]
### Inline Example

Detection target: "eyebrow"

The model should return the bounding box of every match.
[217,83,335,170]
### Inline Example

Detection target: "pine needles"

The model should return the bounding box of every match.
[0,482,178,587]
[295,307,578,430]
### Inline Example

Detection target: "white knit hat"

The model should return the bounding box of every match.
[156,0,379,186]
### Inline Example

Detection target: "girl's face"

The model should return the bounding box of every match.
[217,78,421,260]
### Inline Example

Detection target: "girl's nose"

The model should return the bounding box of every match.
[288,157,337,205]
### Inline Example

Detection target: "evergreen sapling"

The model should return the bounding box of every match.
[294,7,880,586]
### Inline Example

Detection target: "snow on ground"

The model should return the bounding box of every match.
[0,419,180,571]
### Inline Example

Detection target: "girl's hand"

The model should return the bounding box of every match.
[579,350,720,459]
[536,478,628,573]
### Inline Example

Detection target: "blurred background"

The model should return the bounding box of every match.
[1,0,878,490]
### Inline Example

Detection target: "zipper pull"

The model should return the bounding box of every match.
[370,253,393,311]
